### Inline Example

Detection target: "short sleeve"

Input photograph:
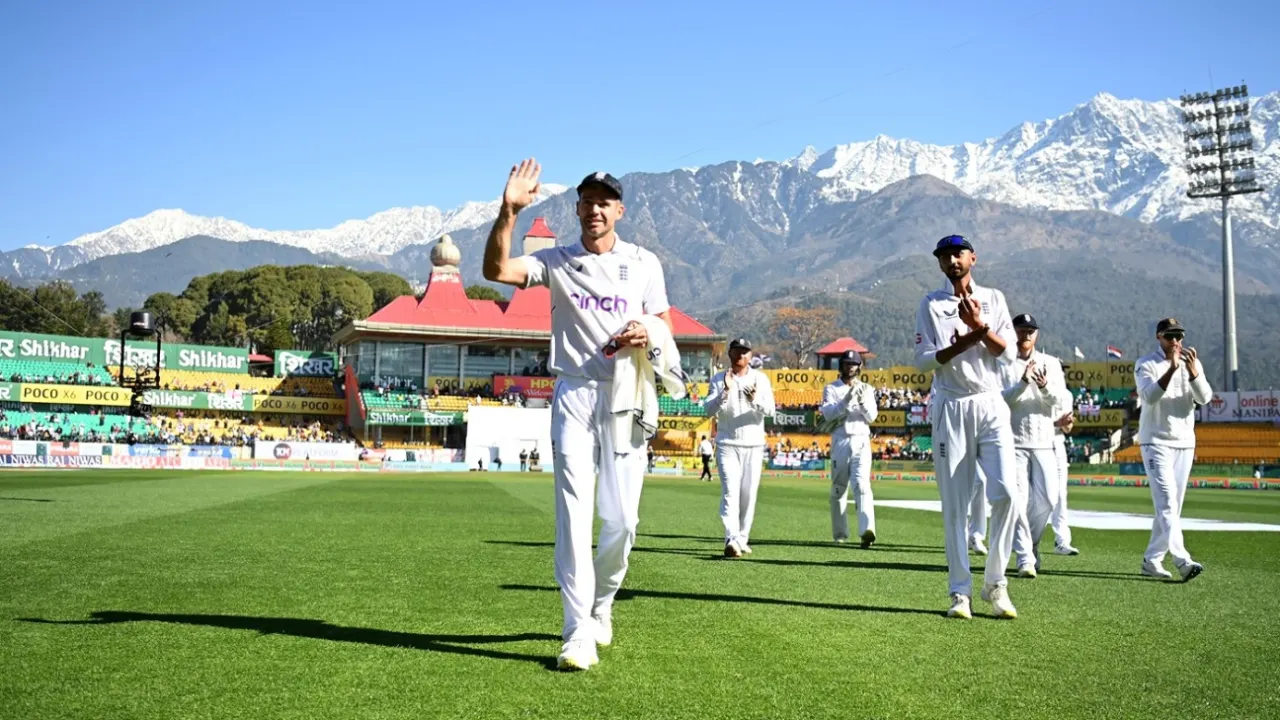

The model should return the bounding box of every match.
[642,252,671,315]
[519,251,550,289]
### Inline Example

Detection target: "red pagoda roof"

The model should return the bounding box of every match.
[817,337,871,355]
[360,275,717,339]
[526,217,557,238]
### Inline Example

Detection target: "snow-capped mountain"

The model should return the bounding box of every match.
[58,185,570,262]
[10,91,1280,274]
[787,92,1279,228]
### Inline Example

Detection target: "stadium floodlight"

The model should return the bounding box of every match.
[1181,82,1265,391]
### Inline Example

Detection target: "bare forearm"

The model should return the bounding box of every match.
[482,205,520,284]
[979,329,1006,357]
[935,326,989,366]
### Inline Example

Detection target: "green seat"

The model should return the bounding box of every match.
[0,359,114,386]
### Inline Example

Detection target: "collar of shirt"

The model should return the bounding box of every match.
[571,234,628,257]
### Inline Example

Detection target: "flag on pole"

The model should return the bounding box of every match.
[1074,347,1085,359]
[1106,345,1124,359]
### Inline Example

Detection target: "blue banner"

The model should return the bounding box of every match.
[767,458,826,471]
[185,445,233,458]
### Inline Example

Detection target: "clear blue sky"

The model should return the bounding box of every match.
[2,0,1278,250]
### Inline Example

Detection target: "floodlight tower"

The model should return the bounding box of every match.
[1180,84,1264,392]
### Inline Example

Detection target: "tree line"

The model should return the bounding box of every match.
[0,268,495,355]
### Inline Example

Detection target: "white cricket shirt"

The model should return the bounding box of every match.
[819,378,878,440]
[1135,348,1212,447]
[704,368,775,447]
[914,280,1015,397]
[1000,351,1073,449]
[521,236,670,382]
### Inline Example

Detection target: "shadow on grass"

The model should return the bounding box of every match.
[0,497,54,502]
[724,556,950,573]
[487,540,715,559]
[501,584,950,618]
[638,533,945,553]
[1034,569,1152,583]
[20,612,559,668]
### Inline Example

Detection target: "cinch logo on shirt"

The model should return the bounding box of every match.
[570,292,628,313]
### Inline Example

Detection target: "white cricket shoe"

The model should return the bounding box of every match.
[1176,560,1204,583]
[1016,564,1038,579]
[969,537,989,556]
[592,612,613,647]
[740,542,753,555]
[556,638,599,672]
[946,593,972,619]
[1141,559,1173,580]
[1054,543,1080,556]
[981,583,1017,619]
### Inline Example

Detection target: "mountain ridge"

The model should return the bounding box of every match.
[5,90,1277,275]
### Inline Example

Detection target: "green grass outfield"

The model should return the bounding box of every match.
[2,471,1279,720]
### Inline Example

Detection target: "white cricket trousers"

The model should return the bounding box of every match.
[1141,444,1195,566]
[932,391,1018,596]
[968,467,989,543]
[1011,447,1061,566]
[550,376,647,642]
[717,444,764,548]
[1049,439,1072,547]
[830,434,875,541]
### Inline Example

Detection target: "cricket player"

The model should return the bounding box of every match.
[1001,314,1072,578]
[704,338,775,558]
[483,159,674,671]
[914,234,1019,619]
[967,471,989,555]
[1135,318,1209,582]
[819,350,878,548]
[1050,411,1080,555]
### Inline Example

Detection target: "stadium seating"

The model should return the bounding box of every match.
[360,391,503,412]
[775,390,822,408]
[0,359,114,386]
[149,414,343,443]
[1115,423,1280,464]
[1,411,150,438]
[1190,424,1280,464]
[363,391,422,410]
[658,396,706,416]
[115,368,339,397]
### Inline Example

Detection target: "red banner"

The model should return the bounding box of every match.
[494,375,556,400]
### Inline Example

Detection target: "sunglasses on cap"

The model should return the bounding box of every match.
[1161,331,1186,340]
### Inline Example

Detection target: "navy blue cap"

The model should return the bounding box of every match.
[933,234,975,257]
[577,172,623,201]
[839,350,862,365]
[729,337,752,352]
[1013,313,1038,329]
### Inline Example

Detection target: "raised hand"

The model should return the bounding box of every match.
[1022,359,1039,385]
[1183,346,1198,378]
[1033,366,1048,389]
[958,294,984,330]
[503,158,542,212]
